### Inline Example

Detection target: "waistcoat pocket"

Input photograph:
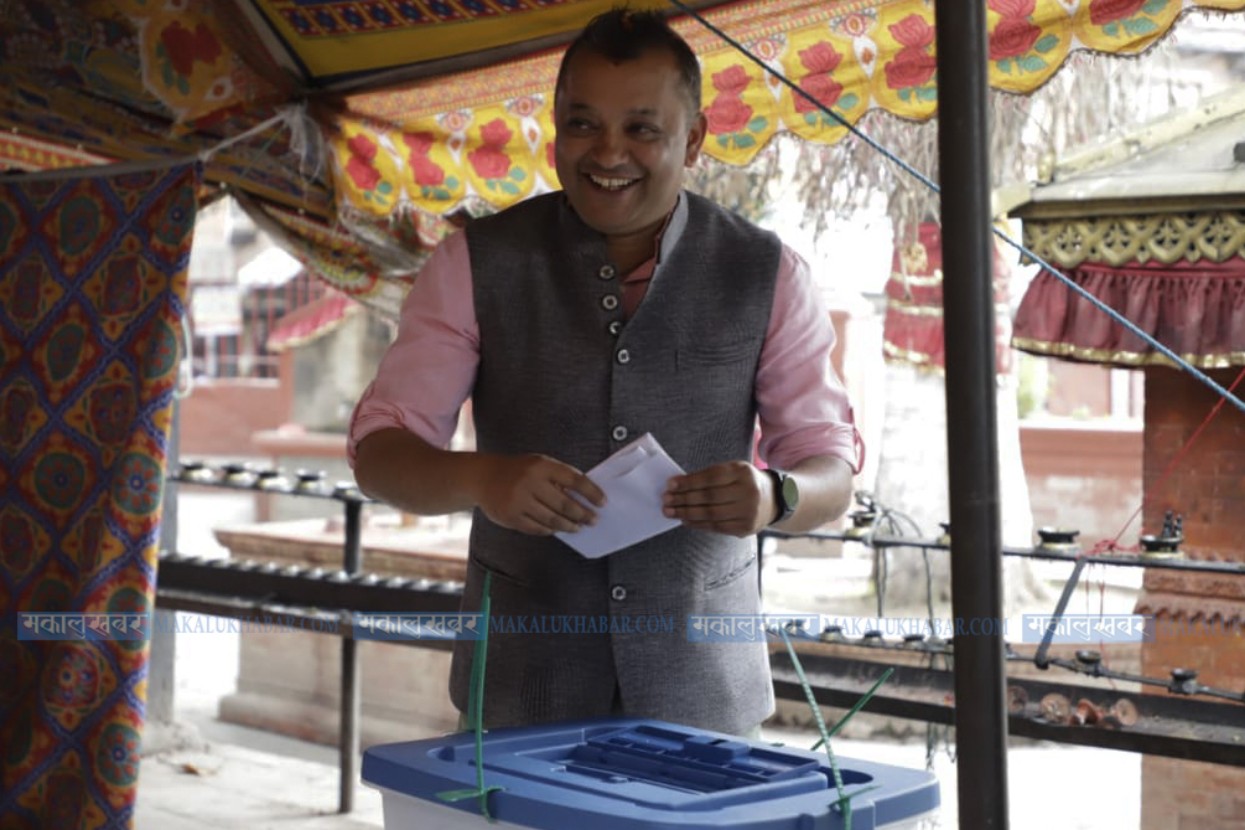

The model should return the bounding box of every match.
[677,336,761,368]
[469,549,533,588]
[704,552,757,591]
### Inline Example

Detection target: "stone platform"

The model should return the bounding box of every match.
[214,515,470,747]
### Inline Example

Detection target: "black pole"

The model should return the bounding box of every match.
[933,4,1010,829]
[339,499,364,813]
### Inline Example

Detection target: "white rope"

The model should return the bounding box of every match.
[175,311,196,401]
[8,108,295,183]
[195,110,290,166]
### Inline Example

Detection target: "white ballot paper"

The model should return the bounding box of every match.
[555,433,685,559]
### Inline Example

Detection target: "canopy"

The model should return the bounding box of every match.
[3,0,1242,316]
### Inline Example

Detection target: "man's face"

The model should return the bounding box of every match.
[554,48,706,242]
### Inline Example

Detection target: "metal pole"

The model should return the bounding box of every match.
[338,499,363,813]
[933,4,1010,829]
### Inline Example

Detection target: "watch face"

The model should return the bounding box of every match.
[781,474,800,510]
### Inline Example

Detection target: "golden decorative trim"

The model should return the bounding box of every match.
[888,269,943,288]
[885,297,943,318]
[1022,211,1245,268]
[886,297,1011,317]
[1011,336,1245,370]
[882,342,945,373]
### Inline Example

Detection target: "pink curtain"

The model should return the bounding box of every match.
[1012,257,1245,368]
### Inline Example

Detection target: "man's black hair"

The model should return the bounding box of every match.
[555,8,702,114]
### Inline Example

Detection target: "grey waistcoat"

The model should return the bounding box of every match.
[450,191,782,736]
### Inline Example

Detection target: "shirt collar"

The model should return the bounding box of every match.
[656,192,689,265]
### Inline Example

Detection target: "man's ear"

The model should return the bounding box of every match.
[684,111,708,167]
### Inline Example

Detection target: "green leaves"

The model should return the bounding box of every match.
[1034,33,1059,54]
[1019,55,1048,73]
[1123,15,1159,37]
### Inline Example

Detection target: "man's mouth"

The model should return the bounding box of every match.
[586,173,639,191]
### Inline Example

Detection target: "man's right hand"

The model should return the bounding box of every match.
[477,454,606,536]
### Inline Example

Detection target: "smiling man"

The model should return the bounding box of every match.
[348,8,860,737]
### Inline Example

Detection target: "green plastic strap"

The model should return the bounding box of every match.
[435,571,503,820]
[779,629,894,830]
[811,667,895,750]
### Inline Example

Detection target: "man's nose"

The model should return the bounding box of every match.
[590,129,628,166]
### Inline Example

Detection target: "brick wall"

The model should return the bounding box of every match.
[178,360,293,458]
[1136,366,1245,830]
[1019,420,1142,544]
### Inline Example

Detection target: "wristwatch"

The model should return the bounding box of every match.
[765,468,799,525]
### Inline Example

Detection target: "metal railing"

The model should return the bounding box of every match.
[757,521,1245,767]
[157,462,1245,818]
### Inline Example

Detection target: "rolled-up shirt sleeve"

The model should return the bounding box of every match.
[756,245,862,473]
[347,230,479,467]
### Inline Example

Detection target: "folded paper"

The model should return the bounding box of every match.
[555,433,684,559]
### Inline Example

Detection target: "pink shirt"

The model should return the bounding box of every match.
[349,223,861,473]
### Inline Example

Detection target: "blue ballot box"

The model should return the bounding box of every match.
[362,719,939,830]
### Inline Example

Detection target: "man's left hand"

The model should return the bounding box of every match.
[662,461,774,538]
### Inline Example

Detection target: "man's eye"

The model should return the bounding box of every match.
[564,118,595,132]
[630,124,659,136]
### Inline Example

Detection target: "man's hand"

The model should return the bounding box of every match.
[662,461,774,538]
[477,454,606,536]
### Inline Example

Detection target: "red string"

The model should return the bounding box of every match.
[1106,364,1245,548]
[1081,364,1245,684]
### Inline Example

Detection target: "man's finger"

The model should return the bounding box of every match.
[521,504,581,535]
[565,475,607,508]
[667,464,741,493]
[666,502,747,524]
[535,487,596,527]
[664,485,738,509]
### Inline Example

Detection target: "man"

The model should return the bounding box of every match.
[349,9,859,737]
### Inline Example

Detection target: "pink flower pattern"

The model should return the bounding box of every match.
[794,42,846,114]
[467,119,512,180]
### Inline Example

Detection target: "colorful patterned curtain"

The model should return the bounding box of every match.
[328,0,1245,223]
[0,2,321,214]
[0,165,196,829]
[2,0,1243,316]
[234,194,422,319]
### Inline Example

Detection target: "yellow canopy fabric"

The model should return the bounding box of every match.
[1,0,1241,314]
[328,0,1245,223]
[243,0,674,80]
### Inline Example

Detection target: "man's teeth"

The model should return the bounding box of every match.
[589,175,634,190]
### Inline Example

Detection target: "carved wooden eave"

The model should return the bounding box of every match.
[1004,87,1245,268]
[1022,210,1245,269]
